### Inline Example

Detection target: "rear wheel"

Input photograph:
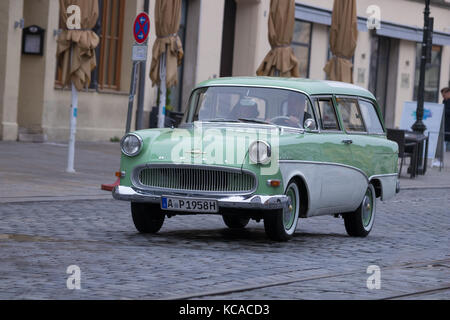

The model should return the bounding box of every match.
[131,203,165,234]
[222,215,250,229]
[264,181,300,241]
[343,184,376,237]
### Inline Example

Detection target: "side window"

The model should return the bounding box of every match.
[336,98,366,132]
[316,98,340,131]
[358,100,384,134]
[303,100,315,124]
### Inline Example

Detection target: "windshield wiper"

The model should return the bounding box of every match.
[238,118,271,125]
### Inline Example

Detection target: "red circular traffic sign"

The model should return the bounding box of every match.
[133,13,150,44]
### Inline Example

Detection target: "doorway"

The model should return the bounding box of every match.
[220,0,237,77]
[368,35,398,128]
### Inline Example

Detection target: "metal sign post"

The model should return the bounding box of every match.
[125,13,150,133]
[158,50,167,128]
[101,12,150,191]
[67,45,77,173]
[126,60,141,133]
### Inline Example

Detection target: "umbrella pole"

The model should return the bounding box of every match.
[67,46,77,173]
[158,50,167,128]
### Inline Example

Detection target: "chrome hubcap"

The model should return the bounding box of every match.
[362,190,373,227]
[284,187,297,230]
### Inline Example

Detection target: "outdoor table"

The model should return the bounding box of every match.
[405,131,429,177]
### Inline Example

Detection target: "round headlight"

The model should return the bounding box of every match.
[120,133,143,157]
[249,140,271,165]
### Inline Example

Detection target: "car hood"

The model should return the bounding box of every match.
[132,123,281,168]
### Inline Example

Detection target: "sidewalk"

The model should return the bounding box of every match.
[399,153,450,190]
[1,141,449,203]
[0,142,120,203]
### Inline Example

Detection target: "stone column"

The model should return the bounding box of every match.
[0,0,24,141]
[233,0,270,76]
[181,0,226,111]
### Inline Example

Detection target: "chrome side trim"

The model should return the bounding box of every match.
[131,164,258,197]
[280,160,398,183]
[279,160,370,182]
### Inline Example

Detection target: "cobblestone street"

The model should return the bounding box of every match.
[0,188,449,300]
[1,0,450,306]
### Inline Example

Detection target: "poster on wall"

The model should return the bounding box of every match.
[399,101,444,160]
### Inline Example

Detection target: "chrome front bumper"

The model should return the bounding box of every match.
[112,186,289,212]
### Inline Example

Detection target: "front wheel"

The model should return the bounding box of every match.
[343,184,376,237]
[131,203,165,234]
[264,182,300,241]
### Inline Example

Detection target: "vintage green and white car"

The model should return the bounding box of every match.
[113,77,399,241]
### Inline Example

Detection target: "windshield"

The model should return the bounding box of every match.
[182,86,314,129]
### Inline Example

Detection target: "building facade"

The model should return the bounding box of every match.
[0,0,449,142]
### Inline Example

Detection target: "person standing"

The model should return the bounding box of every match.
[442,87,450,151]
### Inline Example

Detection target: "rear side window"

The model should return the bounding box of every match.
[358,100,384,134]
[316,98,340,131]
[336,98,366,132]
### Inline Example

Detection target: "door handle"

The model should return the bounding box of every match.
[342,139,353,145]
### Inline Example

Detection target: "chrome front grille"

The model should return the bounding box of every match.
[136,166,256,193]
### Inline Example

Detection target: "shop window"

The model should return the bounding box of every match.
[55,0,125,91]
[292,20,312,78]
[166,0,188,112]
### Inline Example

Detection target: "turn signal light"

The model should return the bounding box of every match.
[267,180,281,188]
[116,171,125,178]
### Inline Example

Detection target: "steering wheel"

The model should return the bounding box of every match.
[270,116,293,126]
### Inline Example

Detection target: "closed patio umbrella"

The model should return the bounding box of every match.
[150,0,184,128]
[323,0,358,83]
[256,0,299,77]
[57,0,99,172]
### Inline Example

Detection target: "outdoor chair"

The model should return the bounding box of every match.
[387,129,418,178]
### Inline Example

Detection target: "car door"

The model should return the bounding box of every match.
[335,96,376,173]
[334,96,375,207]
[310,96,361,215]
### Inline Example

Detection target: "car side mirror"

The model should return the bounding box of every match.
[304,118,317,131]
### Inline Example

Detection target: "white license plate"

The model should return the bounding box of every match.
[161,196,219,213]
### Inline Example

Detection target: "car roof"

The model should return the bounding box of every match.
[196,77,376,101]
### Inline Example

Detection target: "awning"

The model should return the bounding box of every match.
[295,4,367,31]
[295,3,450,46]
[376,21,450,46]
